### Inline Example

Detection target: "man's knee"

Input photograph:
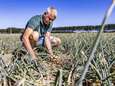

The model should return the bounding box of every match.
[56,38,61,45]
[29,31,39,47]
[52,37,61,47]
[31,31,39,41]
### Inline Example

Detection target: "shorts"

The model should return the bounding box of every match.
[37,35,56,47]
[38,36,45,46]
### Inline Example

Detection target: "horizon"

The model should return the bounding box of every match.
[1,23,115,30]
[0,0,115,29]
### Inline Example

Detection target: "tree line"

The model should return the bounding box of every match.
[0,24,115,33]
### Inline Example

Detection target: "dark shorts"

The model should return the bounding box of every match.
[37,35,56,47]
[38,36,45,46]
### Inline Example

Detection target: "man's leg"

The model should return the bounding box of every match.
[29,31,39,48]
[50,36,61,47]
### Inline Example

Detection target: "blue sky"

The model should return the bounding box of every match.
[0,0,115,28]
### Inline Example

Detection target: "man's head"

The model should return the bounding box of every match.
[42,7,57,25]
[113,0,115,3]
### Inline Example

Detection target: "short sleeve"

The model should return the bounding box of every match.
[25,16,39,30]
[47,22,53,32]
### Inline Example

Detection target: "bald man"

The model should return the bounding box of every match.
[21,7,61,61]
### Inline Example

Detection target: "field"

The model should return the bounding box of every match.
[0,33,115,86]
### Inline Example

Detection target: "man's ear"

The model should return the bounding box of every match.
[44,12,48,15]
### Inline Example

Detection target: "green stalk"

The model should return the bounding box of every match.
[59,68,63,86]
[76,1,115,86]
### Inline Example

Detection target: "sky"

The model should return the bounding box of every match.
[0,0,115,29]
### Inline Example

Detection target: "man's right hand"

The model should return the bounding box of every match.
[31,54,37,60]
[31,59,38,65]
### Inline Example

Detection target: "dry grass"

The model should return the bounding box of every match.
[0,33,115,86]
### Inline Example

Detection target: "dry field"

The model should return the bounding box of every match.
[0,33,115,86]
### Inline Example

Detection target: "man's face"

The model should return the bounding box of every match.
[43,13,55,25]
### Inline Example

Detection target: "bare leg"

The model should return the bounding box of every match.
[29,31,39,48]
[50,36,61,47]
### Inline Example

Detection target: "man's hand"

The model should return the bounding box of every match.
[31,54,37,60]
[31,59,38,66]
[30,58,46,74]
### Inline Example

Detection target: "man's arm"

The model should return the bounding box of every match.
[44,32,53,56]
[22,27,37,60]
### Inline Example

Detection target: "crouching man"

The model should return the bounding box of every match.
[21,7,61,62]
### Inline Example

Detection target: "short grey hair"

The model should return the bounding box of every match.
[46,6,57,17]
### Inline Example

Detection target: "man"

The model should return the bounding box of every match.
[113,0,115,3]
[22,7,61,61]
